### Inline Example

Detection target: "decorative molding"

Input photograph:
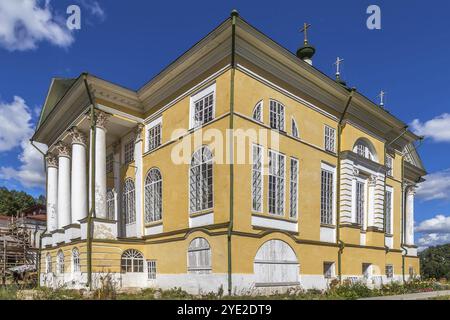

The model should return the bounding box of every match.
[88,110,110,130]
[69,127,87,146]
[46,153,58,168]
[55,142,71,158]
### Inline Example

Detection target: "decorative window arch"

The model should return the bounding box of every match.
[106,189,115,220]
[56,250,64,274]
[189,146,213,213]
[72,248,80,273]
[353,138,378,162]
[121,249,144,273]
[145,168,162,223]
[123,179,136,224]
[291,117,299,138]
[46,253,52,273]
[252,101,263,122]
[269,100,285,131]
[187,238,211,274]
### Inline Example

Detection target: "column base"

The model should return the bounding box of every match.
[80,217,118,240]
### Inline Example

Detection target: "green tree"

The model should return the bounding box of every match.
[420,244,450,280]
[0,187,38,216]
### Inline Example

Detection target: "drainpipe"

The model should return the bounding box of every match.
[83,73,96,290]
[30,140,47,288]
[227,9,238,296]
[336,87,356,283]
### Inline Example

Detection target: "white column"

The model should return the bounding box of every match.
[70,127,88,223]
[405,187,415,245]
[46,154,58,232]
[88,111,109,219]
[134,125,144,238]
[56,142,71,228]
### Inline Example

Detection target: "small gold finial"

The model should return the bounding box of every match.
[300,23,311,45]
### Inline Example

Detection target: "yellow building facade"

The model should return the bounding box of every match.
[33,12,425,294]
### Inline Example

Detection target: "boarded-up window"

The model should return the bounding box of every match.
[187,238,211,274]
[254,240,299,286]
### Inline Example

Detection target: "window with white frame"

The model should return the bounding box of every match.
[147,260,157,279]
[56,250,64,274]
[191,84,215,128]
[292,118,299,138]
[252,145,263,212]
[147,122,161,152]
[268,150,285,216]
[121,249,144,273]
[269,100,285,131]
[385,264,394,279]
[72,248,80,273]
[353,139,377,161]
[123,179,135,224]
[252,101,263,122]
[385,189,393,234]
[363,263,371,279]
[106,189,115,220]
[187,237,211,274]
[189,146,213,213]
[46,254,52,273]
[355,181,365,226]
[144,168,162,223]
[386,155,393,176]
[324,262,335,279]
[289,158,299,219]
[324,126,336,152]
[124,140,134,164]
[106,153,114,173]
[320,166,334,225]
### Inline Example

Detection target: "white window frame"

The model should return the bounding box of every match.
[324,262,335,279]
[189,83,216,129]
[106,189,115,220]
[123,179,136,225]
[320,162,336,225]
[354,178,366,226]
[291,117,299,138]
[252,100,263,123]
[385,264,394,279]
[324,125,336,153]
[187,237,212,274]
[123,140,135,164]
[268,150,285,216]
[145,117,162,153]
[252,144,264,213]
[147,260,157,280]
[289,157,299,219]
[269,100,285,131]
[121,249,144,273]
[46,254,52,273]
[71,248,80,273]
[144,168,163,223]
[56,250,64,274]
[189,146,214,214]
[385,186,394,235]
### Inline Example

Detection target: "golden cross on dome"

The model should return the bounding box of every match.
[300,23,311,45]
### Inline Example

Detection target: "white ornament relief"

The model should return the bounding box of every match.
[368,175,377,187]
[352,167,360,178]
[55,142,71,158]
[46,154,58,168]
[70,127,87,146]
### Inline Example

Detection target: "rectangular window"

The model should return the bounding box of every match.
[385,265,394,279]
[386,155,393,176]
[289,158,299,219]
[324,126,336,153]
[268,150,285,216]
[192,93,214,128]
[320,167,334,225]
[106,153,114,173]
[385,189,393,234]
[147,123,161,152]
[356,181,365,226]
[147,260,157,279]
[324,262,334,279]
[124,141,134,164]
[252,145,263,212]
[269,100,285,131]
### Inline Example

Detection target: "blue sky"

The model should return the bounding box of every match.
[0,0,449,249]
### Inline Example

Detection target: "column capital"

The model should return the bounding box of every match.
[89,110,110,130]
[55,141,71,158]
[45,153,58,168]
[407,186,417,196]
[135,124,144,143]
[70,127,87,146]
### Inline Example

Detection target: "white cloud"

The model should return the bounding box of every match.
[0,96,47,188]
[0,0,73,51]
[416,169,450,201]
[410,113,450,143]
[77,0,105,20]
[416,214,450,251]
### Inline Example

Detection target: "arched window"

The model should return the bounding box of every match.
[187,238,211,274]
[56,250,64,274]
[145,168,162,223]
[269,100,285,131]
[46,254,52,273]
[353,138,378,162]
[106,189,115,220]
[123,179,135,224]
[72,248,80,273]
[189,146,213,213]
[121,249,144,273]
[252,101,263,122]
[292,118,299,138]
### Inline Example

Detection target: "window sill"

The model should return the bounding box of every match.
[252,213,297,224]
[144,220,163,228]
[320,224,336,229]
[190,210,214,218]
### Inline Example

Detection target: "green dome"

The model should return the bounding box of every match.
[296,44,316,60]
